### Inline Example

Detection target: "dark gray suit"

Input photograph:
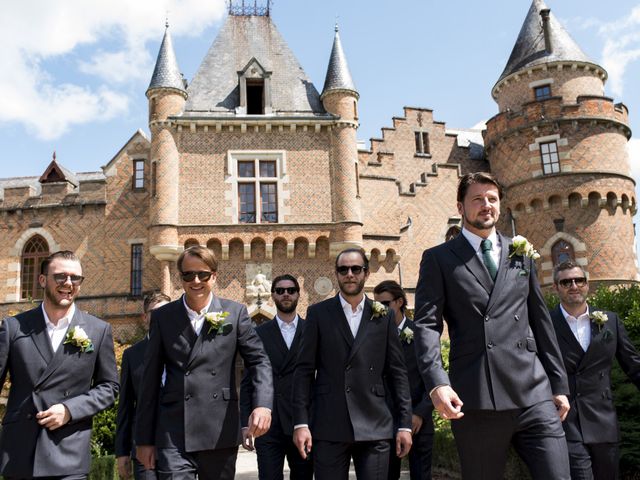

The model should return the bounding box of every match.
[551,306,640,479]
[135,296,273,479]
[240,317,313,480]
[414,232,570,480]
[0,306,119,478]
[293,295,412,479]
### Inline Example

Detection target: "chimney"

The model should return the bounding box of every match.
[540,8,553,54]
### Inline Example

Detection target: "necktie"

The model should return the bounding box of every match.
[481,239,498,281]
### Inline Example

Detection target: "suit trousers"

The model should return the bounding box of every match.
[314,439,390,480]
[388,429,433,480]
[567,441,619,480]
[156,446,238,480]
[5,476,87,480]
[451,400,570,480]
[255,431,313,480]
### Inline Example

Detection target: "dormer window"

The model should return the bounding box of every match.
[237,58,272,115]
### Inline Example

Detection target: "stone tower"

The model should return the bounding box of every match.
[321,25,363,255]
[485,0,638,285]
[147,23,187,293]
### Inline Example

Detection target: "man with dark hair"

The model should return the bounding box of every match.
[0,250,119,479]
[414,172,571,479]
[135,245,273,480]
[116,291,171,480]
[293,248,413,479]
[551,261,640,480]
[374,280,434,480]
[240,274,313,480]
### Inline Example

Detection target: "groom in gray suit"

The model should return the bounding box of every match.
[414,172,571,480]
[0,250,119,479]
[135,245,273,480]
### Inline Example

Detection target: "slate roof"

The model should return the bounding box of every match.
[322,25,357,98]
[0,172,105,201]
[184,15,326,116]
[147,25,186,95]
[497,0,595,83]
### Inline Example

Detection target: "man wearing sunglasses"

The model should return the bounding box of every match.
[551,261,640,480]
[135,246,273,480]
[0,250,119,479]
[293,248,412,479]
[240,274,313,480]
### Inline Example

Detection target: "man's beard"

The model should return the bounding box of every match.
[275,297,298,314]
[465,214,496,231]
[338,276,366,297]
[44,284,74,307]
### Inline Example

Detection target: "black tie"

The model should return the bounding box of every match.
[481,239,498,281]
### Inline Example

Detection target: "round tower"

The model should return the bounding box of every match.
[147,23,187,293]
[485,0,638,285]
[321,25,363,256]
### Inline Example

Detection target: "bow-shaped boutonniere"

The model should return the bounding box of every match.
[399,326,414,344]
[590,311,611,340]
[64,326,94,353]
[371,301,388,319]
[509,235,541,260]
[204,311,233,335]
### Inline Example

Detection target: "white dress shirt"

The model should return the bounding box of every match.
[276,314,298,349]
[560,304,591,351]
[461,227,501,268]
[183,293,214,336]
[42,303,75,352]
[339,294,366,338]
[397,317,407,334]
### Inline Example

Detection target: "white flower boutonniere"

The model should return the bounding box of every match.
[590,311,611,340]
[510,235,541,260]
[399,326,414,344]
[64,326,94,353]
[204,311,232,335]
[371,301,388,319]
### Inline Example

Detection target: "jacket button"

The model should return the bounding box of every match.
[27,414,33,419]
[185,370,190,376]
[346,386,351,393]
[345,364,351,371]
[576,393,581,397]
[213,393,218,399]
[34,388,40,394]
[185,394,191,401]
[484,315,490,322]
[514,315,520,321]
[211,371,217,376]
[517,341,523,348]
[487,342,494,349]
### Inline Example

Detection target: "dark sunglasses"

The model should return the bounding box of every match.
[558,277,587,288]
[274,287,299,295]
[50,273,85,285]
[379,298,400,307]
[181,271,213,282]
[336,265,367,276]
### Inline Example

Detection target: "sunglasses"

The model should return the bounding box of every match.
[273,287,299,295]
[336,265,367,276]
[181,271,213,282]
[558,277,587,288]
[50,273,85,286]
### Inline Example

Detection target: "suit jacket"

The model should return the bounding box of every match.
[414,232,569,411]
[292,295,412,442]
[551,305,640,443]
[240,317,304,436]
[115,337,149,457]
[135,296,273,452]
[0,305,119,477]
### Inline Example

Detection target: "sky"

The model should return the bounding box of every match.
[1,0,640,184]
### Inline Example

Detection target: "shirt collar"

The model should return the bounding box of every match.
[338,293,366,313]
[182,293,214,317]
[276,314,298,330]
[560,303,590,321]
[397,317,407,331]
[41,302,75,329]
[461,227,498,253]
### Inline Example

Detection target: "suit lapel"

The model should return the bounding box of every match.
[332,296,354,348]
[551,306,585,365]
[186,296,222,369]
[579,310,605,369]
[27,307,54,364]
[280,318,303,371]
[486,233,511,313]
[177,297,198,347]
[347,298,372,363]
[449,234,493,295]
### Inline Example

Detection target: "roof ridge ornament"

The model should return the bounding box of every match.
[228,0,271,16]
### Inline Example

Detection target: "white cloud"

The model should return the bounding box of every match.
[0,0,226,140]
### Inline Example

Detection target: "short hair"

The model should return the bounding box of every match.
[40,250,80,275]
[457,172,503,202]
[143,291,171,313]
[271,274,300,293]
[177,245,218,273]
[335,248,369,271]
[373,280,407,312]
[553,260,586,284]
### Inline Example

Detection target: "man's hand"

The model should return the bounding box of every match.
[411,414,423,435]
[36,403,70,430]
[241,427,255,451]
[430,385,464,420]
[116,456,132,479]
[395,430,412,458]
[553,394,570,421]
[136,445,155,471]
[247,407,271,438]
[293,427,313,460]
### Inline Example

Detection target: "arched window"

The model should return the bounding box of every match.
[21,235,49,300]
[552,240,575,266]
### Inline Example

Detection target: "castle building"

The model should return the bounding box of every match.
[0,0,636,338]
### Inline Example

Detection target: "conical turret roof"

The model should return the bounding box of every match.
[321,25,357,98]
[147,23,186,96]
[497,0,597,84]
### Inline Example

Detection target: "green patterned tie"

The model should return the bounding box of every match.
[481,239,498,281]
